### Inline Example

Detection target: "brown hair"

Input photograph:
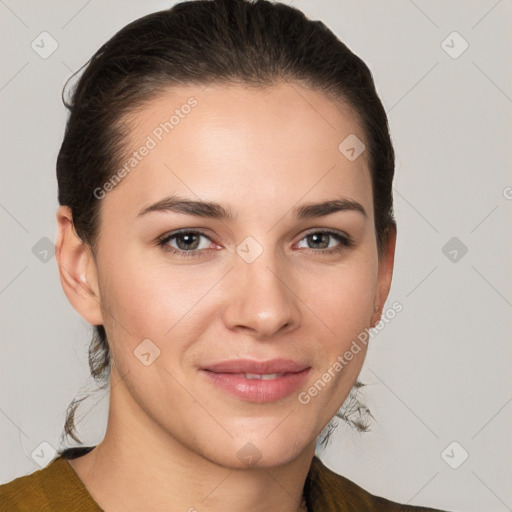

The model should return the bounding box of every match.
[57,0,394,451]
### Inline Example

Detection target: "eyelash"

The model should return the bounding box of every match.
[156,228,354,258]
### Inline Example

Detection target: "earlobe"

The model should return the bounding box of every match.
[55,206,104,326]
[370,305,382,328]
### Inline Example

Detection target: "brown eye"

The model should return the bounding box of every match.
[296,230,353,253]
[173,232,202,251]
[305,233,330,249]
[157,230,214,257]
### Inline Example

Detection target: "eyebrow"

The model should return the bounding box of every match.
[137,195,367,220]
[294,199,366,219]
[137,195,235,220]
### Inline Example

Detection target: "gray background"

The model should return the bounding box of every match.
[1,1,511,511]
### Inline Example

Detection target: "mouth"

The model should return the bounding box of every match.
[200,358,311,403]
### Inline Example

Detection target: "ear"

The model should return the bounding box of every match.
[370,224,397,327]
[55,206,104,326]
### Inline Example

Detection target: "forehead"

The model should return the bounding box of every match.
[104,82,373,220]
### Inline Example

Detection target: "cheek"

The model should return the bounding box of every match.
[298,263,376,421]
[304,259,378,342]
[97,252,221,354]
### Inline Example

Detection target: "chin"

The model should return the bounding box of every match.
[196,427,314,471]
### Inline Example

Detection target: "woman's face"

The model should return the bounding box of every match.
[80,82,394,468]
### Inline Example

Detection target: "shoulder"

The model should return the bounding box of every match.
[306,456,453,512]
[0,456,101,512]
[0,461,59,512]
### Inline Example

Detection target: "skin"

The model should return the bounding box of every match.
[56,82,396,512]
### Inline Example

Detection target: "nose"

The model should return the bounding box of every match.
[221,251,301,339]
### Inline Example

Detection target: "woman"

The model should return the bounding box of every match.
[0,0,454,510]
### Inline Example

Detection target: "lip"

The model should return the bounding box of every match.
[202,358,309,374]
[201,358,311,403]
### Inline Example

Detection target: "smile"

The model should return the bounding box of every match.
[200,359,311,403]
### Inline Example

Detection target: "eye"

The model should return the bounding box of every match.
[157,228,353,258]
[157,229,216,257]
[296,230,353,254]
